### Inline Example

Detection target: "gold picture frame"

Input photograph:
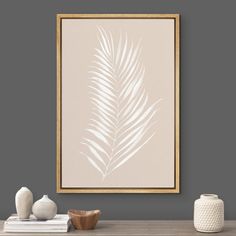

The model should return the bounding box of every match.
[57,14,180,193]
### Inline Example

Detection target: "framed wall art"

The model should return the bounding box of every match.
[57,14,180,193]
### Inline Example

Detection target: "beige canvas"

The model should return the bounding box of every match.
[59,16,179,191]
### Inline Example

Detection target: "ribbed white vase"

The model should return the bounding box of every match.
[194,194,224,233]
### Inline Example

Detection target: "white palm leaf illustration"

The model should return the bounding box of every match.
[81,27,161,179]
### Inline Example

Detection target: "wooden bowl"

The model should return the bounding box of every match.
[68,209,101,230]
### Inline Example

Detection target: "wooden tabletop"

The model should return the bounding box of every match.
[1,220,236,235]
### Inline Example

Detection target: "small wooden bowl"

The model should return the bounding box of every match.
[68,209,101,230]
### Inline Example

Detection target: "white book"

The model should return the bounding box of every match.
[4,229,69,233]
[4,214,70,233]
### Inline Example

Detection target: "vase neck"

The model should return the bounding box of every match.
[200,194,218,200]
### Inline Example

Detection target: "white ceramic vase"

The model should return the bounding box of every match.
[32,195,57,220]
[194,194,224,233]
[15,187,33,220]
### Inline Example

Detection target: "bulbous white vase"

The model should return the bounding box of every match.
[194,194,224,233]
[32,195,57,220]
[15,187,33,219]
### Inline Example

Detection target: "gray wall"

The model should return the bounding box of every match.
[0,0,236,220]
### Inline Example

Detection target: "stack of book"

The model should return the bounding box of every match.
[4,214,70,233]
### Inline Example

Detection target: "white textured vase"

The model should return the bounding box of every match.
[194,194,224,233]
[15,187,33,220]
[32,195,57,220]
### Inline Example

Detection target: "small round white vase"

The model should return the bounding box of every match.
[194,194,224,233]
[15,187,33,220]
[32,195,57,220]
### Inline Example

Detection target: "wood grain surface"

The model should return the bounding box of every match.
[1,220,236,235]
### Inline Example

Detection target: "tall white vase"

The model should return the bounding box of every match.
[15,187,33,219]
[194,194,224,233]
